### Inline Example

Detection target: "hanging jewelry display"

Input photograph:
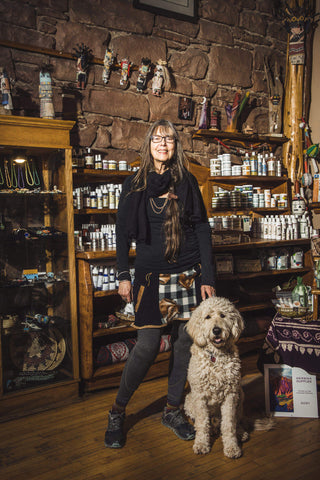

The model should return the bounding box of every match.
[24,159,34,186]
[17,165,25,189]
[31,159,40,186]
[10,159,17,188]
[4,160,11,188]
[0,162,4,185]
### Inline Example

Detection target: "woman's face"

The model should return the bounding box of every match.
[150,126,175,173]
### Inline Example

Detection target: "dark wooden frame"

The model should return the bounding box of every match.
[133,0,197,22]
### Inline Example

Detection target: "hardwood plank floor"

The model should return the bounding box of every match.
[0,371,319,480]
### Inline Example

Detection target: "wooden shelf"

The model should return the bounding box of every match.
[74,208,118,215]
[209,175,289,185]
[218,267,311,281]
[192,129,289,148]
[76,248,135,260]
[93,324,134,337]
[212,237,311,251]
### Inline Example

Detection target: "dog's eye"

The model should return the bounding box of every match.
[220,313,225,318]
[205,315,211,319]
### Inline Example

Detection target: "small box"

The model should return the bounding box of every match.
[215,254,233,274]
[235,258,262,273]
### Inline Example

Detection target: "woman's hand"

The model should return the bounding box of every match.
[201,285,216,300]
[118,280,133,303]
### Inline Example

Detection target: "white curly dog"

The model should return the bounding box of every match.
[184,296,249,458]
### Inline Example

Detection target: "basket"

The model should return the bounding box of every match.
[276,306,313,323]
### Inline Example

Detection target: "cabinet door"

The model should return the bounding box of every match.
[0,150,75,394]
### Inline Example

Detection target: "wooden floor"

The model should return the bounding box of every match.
[0,368,319,480]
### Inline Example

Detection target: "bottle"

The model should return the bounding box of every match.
[91,266,99,289]
[267,153,275,176]
[85,148,94,169]
[90,190,97,209]
[95,154,102,170]
[97,189,103,209]
[257,154,262,176]
[261,156,267,176]
[292,276,308,307]
[102,268,109,291]
[250,151,257,176]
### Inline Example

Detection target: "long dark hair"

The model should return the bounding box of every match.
[132,119,189,262]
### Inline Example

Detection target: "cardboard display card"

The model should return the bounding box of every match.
[264,364,318,418]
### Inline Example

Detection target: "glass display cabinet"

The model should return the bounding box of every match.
[0,116,79,420]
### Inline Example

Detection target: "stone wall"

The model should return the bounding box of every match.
[0,0,287,166]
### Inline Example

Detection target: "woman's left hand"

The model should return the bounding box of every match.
[201,285,216,300]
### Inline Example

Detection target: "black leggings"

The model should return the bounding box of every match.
[115,321,192,408]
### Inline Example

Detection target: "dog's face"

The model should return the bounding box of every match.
[186,296,244,349]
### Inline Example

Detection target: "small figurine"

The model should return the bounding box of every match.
[136,58,151,93]
[152,60,170,96]
[102,48,114,84]
[225,91,249,132]
[39,67,55,119]
[0,67,13,113]
[264,59,283,135]
[120,58,131,89]
[210,108,221,130]
[73,43,92,89]
[198,97,208,129]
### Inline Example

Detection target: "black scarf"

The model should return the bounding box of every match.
[126,169,207,243]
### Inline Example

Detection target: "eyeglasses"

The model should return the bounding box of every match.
[151,135,175,144]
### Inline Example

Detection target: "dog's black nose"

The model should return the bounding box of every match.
[212,326,221,336]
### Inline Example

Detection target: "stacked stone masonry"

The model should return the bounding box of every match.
[0,0,287,166]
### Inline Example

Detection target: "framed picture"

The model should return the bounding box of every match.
[133,0,197,22]
[264,364,318,418]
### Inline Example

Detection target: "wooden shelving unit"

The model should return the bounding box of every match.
[0,116,79,420]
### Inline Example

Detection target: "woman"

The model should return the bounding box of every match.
[105,119,215,448]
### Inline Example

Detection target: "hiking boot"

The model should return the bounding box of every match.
[104,410,126,448]
[161,407,195,441]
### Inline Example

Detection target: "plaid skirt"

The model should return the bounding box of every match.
[132,264,201,329]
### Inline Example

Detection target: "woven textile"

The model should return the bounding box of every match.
[258,313,320,375]
[95,334,171,367]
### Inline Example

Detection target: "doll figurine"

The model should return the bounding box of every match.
[120,58,131,89]
[39,68,55,119]
[152,60,170,96]
[73,43,92,89]
[137,58,151,93]
[102,48,114,84]
[198,97,208,129]
[0,67,13,113]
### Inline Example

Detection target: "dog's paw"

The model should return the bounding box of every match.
[223,444,242,459]
[193,441,211,455]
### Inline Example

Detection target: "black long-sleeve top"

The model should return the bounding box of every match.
[116,173,215,286]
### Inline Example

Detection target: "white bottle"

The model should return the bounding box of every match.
[262,156,267,176]
[109,184,115,209]
[109,268,116,290]
[102,268,109,291]
[97,189,103,209]
[91,266,99,289]
[97,267,104,290]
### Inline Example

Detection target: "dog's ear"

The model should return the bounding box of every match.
[231,309,245,341]
[186,303,207,347]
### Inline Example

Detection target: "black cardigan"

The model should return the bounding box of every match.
[116,171,215,287]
